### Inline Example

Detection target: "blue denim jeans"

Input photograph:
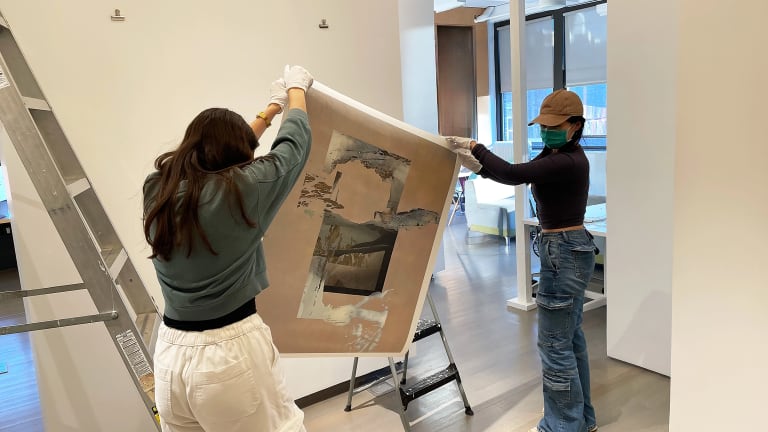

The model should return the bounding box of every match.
[535,229,597,432]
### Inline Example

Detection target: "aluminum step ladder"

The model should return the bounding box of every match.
[344,293,473,431]
[0,12,161,429]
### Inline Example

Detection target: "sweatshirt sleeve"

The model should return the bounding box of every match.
[142,171,161,215]
[471,143,577,185]
[239,108,312,230]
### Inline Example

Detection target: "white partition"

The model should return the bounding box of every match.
[605,0,678,376]
[609,2,768,429]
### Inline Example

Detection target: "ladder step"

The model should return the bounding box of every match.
[399,364,458,408]
[22,96,50,111]
[412,319,441,342]
[66,178,91,197]
[108,249,128,280]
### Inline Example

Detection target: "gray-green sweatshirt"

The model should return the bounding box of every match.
[143,109,311,321]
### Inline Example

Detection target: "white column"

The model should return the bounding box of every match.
[508,0,535,310]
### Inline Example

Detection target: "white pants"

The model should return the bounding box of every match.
[154,313,306,432]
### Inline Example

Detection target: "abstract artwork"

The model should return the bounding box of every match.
[258,83,458,356]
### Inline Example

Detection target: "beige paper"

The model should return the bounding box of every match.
[258,83,458,356]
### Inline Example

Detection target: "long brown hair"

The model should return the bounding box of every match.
[144,108,259,260]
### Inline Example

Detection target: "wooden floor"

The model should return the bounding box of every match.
[302,213,670,432]
[0,213,669,432]
[0,268,44,432]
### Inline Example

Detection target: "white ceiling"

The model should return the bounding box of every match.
[435,0,598,14]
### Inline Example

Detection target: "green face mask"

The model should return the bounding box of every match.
[540,127,568,149]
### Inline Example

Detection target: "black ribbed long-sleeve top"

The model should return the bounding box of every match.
[471,143,590,230]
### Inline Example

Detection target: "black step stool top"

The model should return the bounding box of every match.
[413,319,441,342]
[399,364,459,409]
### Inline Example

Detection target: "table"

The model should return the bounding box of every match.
[508,203,607,312]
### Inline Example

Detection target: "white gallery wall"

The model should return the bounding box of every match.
[609,0,768,428]
[0,1,437,430]
[605,0,678,376]
[669,0,768,429]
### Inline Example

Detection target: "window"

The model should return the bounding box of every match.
[496,1,608,155]
[497,18,554,155]
[565,4,607,150]
[568,83,606,149]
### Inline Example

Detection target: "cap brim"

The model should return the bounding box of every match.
[528,114,571,127]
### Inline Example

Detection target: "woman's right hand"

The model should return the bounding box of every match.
[446,136,476,151]
[283,65,314,92]
[268,78,288,112]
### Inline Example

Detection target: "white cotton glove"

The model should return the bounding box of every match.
[446,136,482,173]
[447,136,474,150]
[268,78,288,112]
[283,65,314,92]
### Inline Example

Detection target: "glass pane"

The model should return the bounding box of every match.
[498,18,554,144]
[500,92,514,142]
[527,88,552,150]
[497,19,554,93]
[497,26,512,93]
[568,83,607,145]
[527,18,554,90]
[500,88,555,153]
[565,5,607,86]
[514,85,607,150]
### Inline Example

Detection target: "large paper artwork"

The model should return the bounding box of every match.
[258,83,458,356]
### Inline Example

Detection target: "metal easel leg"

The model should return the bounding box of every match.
[389,357,411,431]
[344,357,359,412]
[400,350,409,385]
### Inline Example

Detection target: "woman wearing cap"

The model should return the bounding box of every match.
[447,89,598,432]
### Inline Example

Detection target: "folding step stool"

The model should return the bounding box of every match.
[344,293,473,431]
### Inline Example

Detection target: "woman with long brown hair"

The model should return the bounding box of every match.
[143,65,313,432]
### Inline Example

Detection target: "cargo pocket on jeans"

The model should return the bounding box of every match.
[536,293,573,341]
[192,358,261,422]
[543,371,571,404]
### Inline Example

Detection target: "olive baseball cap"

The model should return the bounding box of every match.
[528,89,584,126]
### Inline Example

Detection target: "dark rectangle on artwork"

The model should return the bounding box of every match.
[316,211,398,297]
